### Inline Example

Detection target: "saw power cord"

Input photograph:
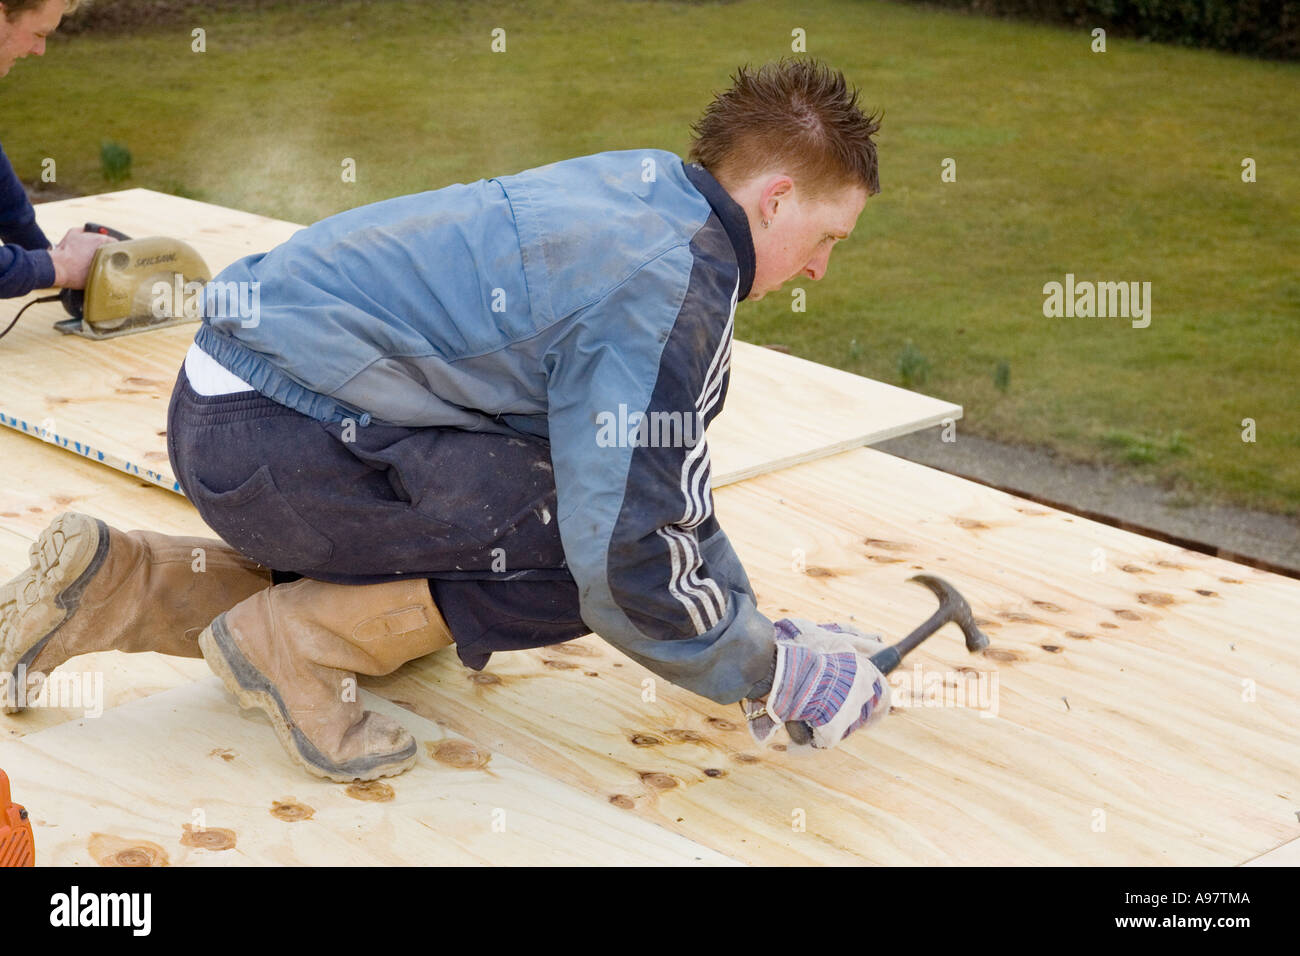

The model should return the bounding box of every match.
[0,293,60,343]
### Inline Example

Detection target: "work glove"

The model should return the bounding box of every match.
[741,619,891,753]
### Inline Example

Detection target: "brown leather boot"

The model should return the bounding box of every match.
[198,577,454,783]
[1,512,272,714]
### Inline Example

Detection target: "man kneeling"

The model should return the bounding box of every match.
[1,59,890,781]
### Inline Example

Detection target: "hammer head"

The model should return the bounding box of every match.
[909,574,990,652]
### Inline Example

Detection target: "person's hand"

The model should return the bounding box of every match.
[48,228,116,289]
[742,618,890,752]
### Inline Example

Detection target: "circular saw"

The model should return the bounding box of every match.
[54,223,213,340]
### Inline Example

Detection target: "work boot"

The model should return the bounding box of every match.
[1,512,273,714]
[198,577,454,783]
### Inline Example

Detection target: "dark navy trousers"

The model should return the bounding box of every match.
[165,367,589,670]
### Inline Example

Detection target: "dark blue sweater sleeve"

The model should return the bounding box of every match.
[0,141,55,298]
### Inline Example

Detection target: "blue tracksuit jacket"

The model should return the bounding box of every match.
[0,141,54,298]
[193,149,776,704]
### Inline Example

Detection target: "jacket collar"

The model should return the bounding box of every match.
[683,161,755,302]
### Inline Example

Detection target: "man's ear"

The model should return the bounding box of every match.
[768,175,795,202]
[761,175,796,218]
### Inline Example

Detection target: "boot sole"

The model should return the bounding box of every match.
[199,614,417,783]
[1,513,109,714]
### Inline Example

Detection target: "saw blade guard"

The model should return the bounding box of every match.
[82,237,213,332]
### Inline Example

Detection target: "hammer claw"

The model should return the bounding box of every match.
[869,575,990,674]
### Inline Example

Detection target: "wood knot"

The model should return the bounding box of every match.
[428,739,491,769]
[552,642,598,657]
[270,799,315,822]
[180,825,236,851]
[639,771,678,790]
[345,780,396,802]
[89,833,169,867]
[1137,591,1176,606]
[111,847,164,866]
[862,537,910,551]
[663,729,704,744]
[997,611,1039,624]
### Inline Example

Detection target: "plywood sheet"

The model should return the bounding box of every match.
[718,340,959,482]
[365,447,1300,865]
[0,678,740,866]
[5,420,1297,865]
[0,190,960,494]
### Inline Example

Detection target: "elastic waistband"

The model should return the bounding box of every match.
[194,323,364,425]
[173,367,306,425]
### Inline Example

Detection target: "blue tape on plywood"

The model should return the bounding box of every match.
[0,409,185,495]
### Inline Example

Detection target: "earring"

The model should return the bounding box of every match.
[762,219,770,228]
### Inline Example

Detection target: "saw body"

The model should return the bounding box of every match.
[55,230,212,340]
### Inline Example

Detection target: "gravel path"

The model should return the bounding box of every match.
[875,428,1300,575]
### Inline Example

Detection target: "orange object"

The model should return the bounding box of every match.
[0,769,35,866]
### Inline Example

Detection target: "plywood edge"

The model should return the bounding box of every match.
[731,339,961,405]
[1240,833,1300,866]
[2,385,961,497]
[713,407,963,487]
[0,409,182,494]
[35,187,306,233]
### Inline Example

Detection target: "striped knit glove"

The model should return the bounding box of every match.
[743,619,890,752]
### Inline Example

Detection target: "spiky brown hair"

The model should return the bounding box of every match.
[689,58,881,202]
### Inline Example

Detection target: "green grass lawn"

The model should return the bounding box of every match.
[5,0,1298,512]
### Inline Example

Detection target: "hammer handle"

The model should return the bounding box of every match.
[869,604,952,675]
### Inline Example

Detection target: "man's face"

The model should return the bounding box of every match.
[0,0,63,78]
[745,177,868,301]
